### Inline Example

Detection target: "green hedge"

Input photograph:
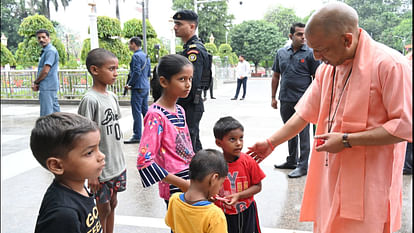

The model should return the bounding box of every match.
[81,38,131,65]
[17,14,55,37]
[15,14,66,67]
[15,36,66,67]
[96,16,122,39]
[205,42,218,55]
[1,44,16,66]
[123,18,157,39]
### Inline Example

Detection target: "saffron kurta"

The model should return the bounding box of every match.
[295,29,412,233]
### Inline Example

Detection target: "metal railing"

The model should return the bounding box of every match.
[1,65,240,101]
[1,69,130,100]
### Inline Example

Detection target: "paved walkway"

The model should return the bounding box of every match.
[1,78,412,233]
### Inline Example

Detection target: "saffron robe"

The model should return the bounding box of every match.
[295,29,412,233]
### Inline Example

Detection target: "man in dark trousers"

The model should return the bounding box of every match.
[173,10,210,152]
[271,22,321,178]
[124,37,151,144]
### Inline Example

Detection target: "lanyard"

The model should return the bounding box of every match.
[325,66,353,166]
[327,66,353,133]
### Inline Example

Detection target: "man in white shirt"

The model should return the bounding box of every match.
[231,55,250,100]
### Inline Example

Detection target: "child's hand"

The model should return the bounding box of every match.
[212,194,230,203]
[88,178,101,194]
[224,193,240,206]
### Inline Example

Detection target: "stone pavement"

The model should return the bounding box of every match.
[1,78,412,233]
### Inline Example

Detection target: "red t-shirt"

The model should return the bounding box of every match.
[214,152,266,215]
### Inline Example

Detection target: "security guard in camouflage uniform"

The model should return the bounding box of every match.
[173,10,210,152]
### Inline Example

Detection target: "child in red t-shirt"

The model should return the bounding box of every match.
[213,116,266,233]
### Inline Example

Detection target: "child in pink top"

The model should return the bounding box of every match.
[137,54,195,203]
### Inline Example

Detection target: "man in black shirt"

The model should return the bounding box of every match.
[271,22,321,178]
[173,10,210,152]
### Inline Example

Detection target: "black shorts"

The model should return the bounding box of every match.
[225,201,261,233]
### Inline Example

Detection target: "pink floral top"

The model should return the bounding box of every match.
[137,103,194,200]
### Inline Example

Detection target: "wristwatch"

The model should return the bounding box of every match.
[342,133,352,148]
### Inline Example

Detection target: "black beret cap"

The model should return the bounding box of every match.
[173,10,198,21]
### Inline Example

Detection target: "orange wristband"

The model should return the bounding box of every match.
[266,139,275,151]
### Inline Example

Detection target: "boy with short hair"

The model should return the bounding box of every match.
[213,116,266,233]
[31,112,105,233]
[165,149,228,233]
[78,48,127,233]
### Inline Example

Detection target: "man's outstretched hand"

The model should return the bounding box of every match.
[247,140,273,163]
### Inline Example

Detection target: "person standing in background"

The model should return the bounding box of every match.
[271,23,321,178]
[203,62,216,101]
[32,29,60,116]
[124,37,151,144]
[231,55,250,100]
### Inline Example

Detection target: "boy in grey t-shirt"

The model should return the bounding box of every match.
[78,48,126,233]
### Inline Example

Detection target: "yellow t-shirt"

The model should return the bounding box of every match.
[165,193,228,233]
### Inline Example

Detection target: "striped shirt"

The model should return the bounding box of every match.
[137,103,194,200]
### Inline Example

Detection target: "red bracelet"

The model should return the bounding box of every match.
[266,139,275,151]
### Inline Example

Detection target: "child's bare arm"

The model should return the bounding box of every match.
[225,182,262,206]
[163,173,190,192]
[88,177,101,193]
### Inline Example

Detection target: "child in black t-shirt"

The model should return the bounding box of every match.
[30,112,106,233]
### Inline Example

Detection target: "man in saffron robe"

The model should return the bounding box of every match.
[247,2,412,233]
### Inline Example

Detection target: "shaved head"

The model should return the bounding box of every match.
[306,2,359,38]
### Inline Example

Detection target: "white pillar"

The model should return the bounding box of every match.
[88,2,99,49]
[169,19,175,54]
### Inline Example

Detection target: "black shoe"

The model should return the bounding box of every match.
[403,168,412,175]
[240,97,245,100]
[274,162,296,169]
[231,97,237,100]
[211,97,216,99]
[124,137,140,144]
[288,167,307,178]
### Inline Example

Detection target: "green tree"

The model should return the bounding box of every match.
[230,20,285,71]
[17,14,55,37]
[339,0,412,49]
[1,0,29,52]
[381,13,412,53]
[123,18,157,39]
[81,16,129,65]
[263,5,301,38]
[1,44,16,66]
[172,0,234,46]
[15,14,66,67]
[217,44,238,65]
[218,43,232,60]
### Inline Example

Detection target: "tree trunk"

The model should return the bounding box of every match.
[115,0,120,20]
[45,0,50,19]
